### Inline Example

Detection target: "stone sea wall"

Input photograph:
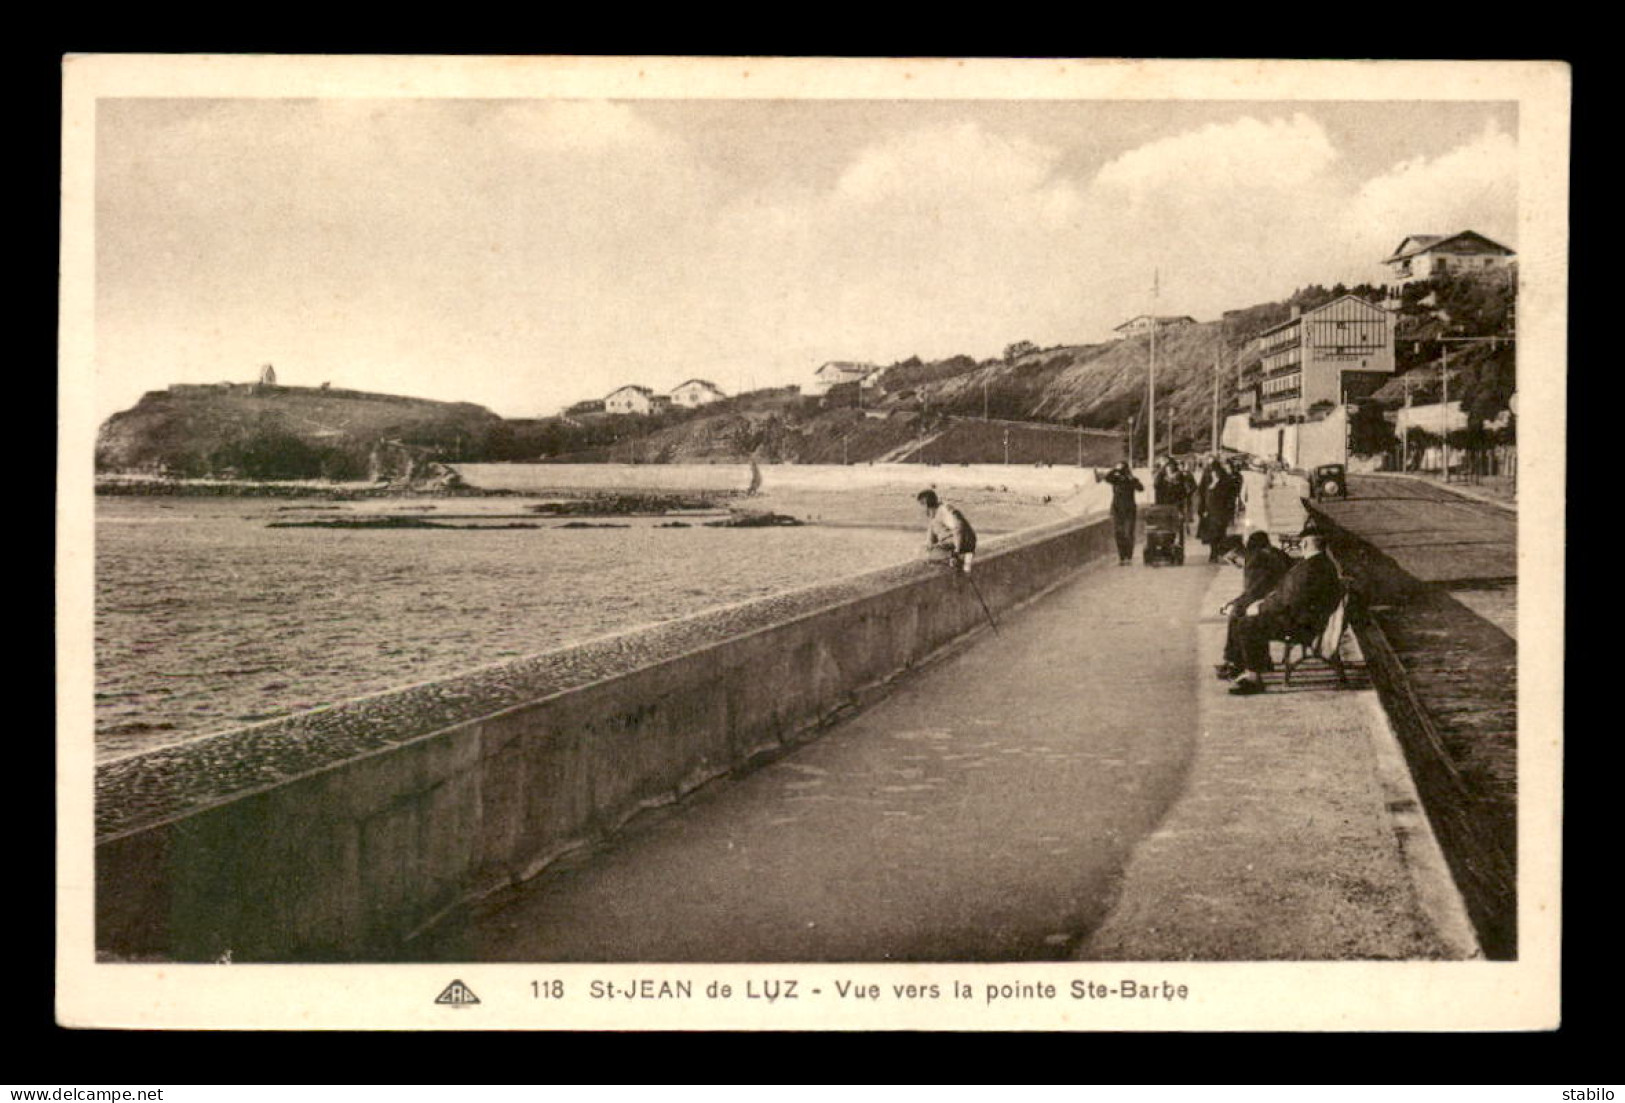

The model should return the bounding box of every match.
[451,461,1123,503]
[96,512,1115,961]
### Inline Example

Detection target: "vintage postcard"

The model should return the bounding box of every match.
[57,55,1567,1031]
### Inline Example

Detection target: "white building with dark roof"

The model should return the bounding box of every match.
[669,379,727,408]
[1112,315,1196,340]
[1381,230,1515,293]
[605,384,657,415]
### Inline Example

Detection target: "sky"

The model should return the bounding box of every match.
[94,98,1519,420]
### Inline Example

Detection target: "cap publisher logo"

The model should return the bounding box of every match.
[435,979,481,1007]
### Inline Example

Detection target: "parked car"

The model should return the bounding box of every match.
[1311,463,1347,500]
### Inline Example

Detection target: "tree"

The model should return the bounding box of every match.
[1348,402,1397,456]
[1003,340,1038,362]
[1457,344,1516,427]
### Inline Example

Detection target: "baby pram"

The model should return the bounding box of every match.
[1142,504,1186,566]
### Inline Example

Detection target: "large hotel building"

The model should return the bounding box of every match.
[1254,295,1396,423]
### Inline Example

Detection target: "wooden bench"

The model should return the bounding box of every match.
[1278,585,1350,687]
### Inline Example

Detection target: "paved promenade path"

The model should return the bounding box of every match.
[421,493,1467,962]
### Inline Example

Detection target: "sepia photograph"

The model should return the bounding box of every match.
[56,55,1567,1031]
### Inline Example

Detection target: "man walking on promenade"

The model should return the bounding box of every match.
[1098,460,1144,566]
[1228,529,1341,696]
[918,489,977,574]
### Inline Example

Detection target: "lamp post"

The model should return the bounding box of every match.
[1440,345,1450,480]
[1211,358,1221,453]
[1401,373,1412,473]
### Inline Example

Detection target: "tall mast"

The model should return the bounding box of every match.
[1147,268,1159,467]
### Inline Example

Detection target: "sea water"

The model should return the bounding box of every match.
[92,497,922,760]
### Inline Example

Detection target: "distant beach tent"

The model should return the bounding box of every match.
[259,363,277,385]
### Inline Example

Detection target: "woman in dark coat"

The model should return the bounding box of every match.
[1200,460,1240,562]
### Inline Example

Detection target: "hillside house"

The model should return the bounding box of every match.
[669,379,727,408]
[562,398,606,417]
[1255,295,1395,424]
[604,385,657,415]
[1381,231,1515,294]
[806,361,879,397]
[1113,315,1196,340]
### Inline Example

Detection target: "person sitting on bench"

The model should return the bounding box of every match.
[1215,530,1294,681]
[1228,528,1341,696]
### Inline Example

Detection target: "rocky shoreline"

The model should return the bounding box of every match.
[94,475,516,500]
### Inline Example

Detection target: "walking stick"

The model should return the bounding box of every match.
[967,572,999,636]
[945,554,999,636]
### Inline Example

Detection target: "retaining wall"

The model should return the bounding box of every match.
[96,513,1116,962]
[1222,408,1347,470]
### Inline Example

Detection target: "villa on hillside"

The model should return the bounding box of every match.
[605,384,658,415]
[669,379,727,408]
[1380,230,1515,294]
[1112,315,1196,340]
[805,361,879,397]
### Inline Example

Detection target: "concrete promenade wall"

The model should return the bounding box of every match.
[452,462,1123,501]
[96,512,1117,961]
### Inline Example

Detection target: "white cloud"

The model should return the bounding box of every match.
[1095,113,1339,191]
[490,99,684,156]
[1349,119,1518,259]
[835,121,1063,208]
[1071,115,1354,323]
[685,121,1100,376]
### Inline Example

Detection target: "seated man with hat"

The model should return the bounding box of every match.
[1215,530,1294,681]
[1228,523,1342,696]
